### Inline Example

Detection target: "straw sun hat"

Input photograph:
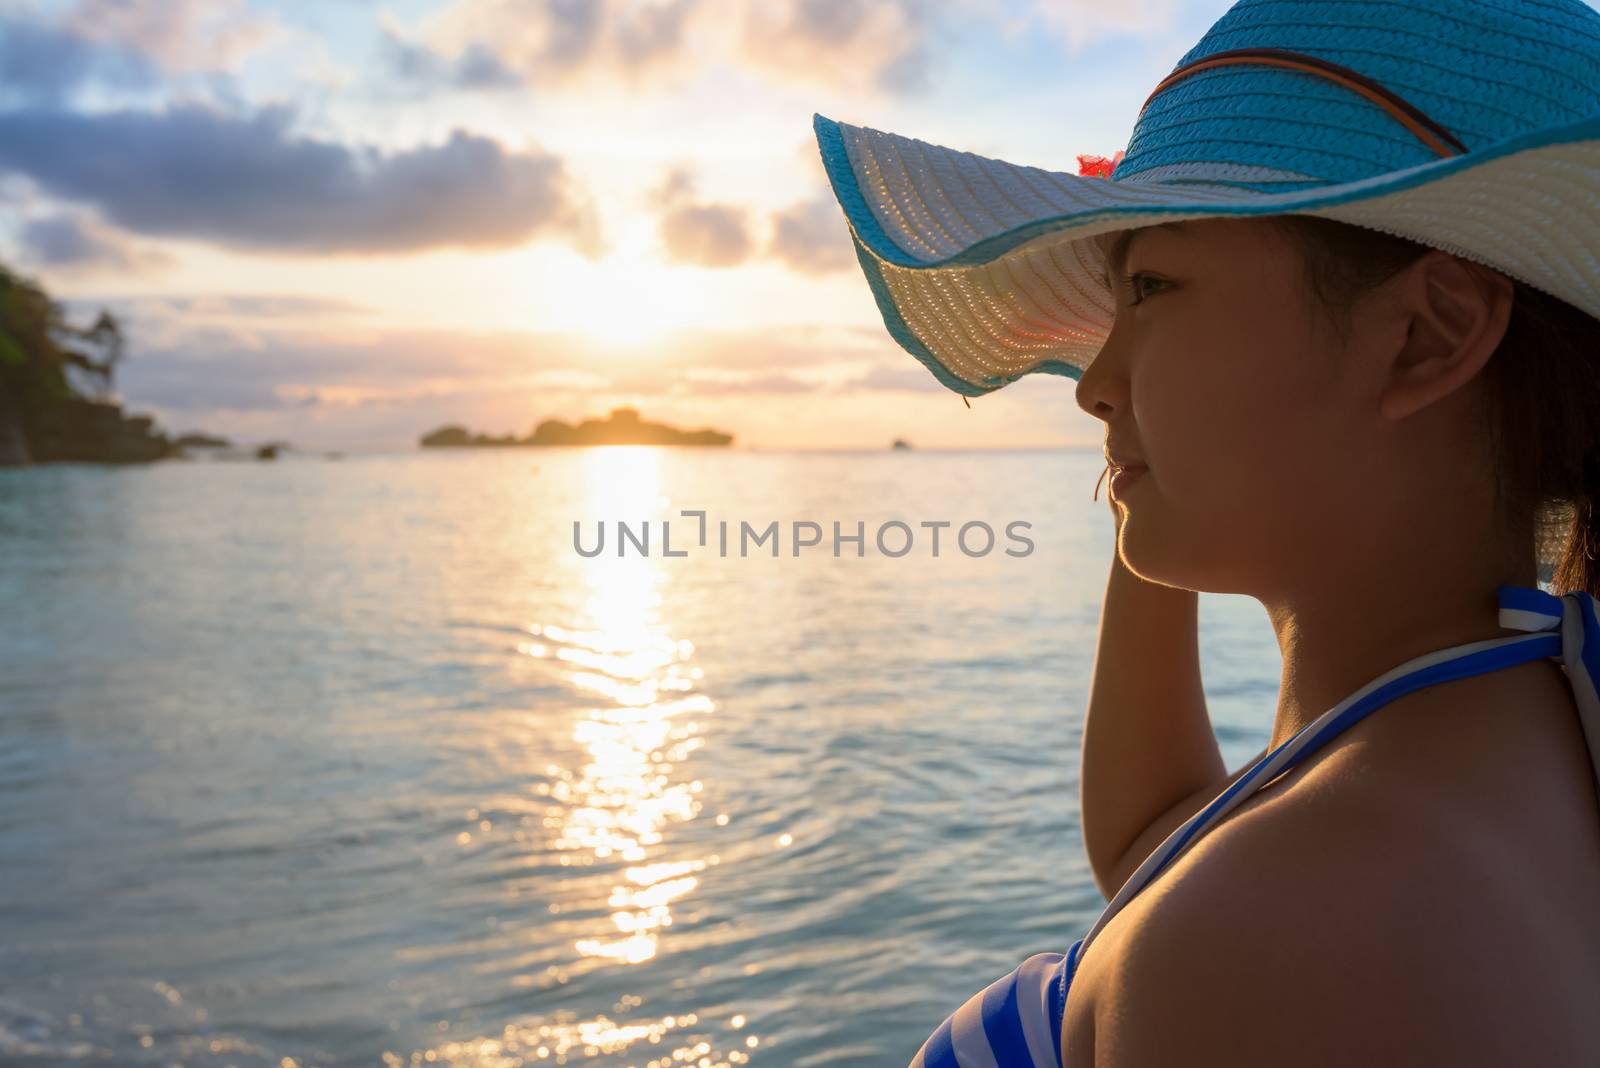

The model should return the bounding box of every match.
[813,0,1600,400]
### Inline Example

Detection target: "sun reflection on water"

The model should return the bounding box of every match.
[386,449,760,1067]
[520,452,719,964]
[381,1009,758,1068]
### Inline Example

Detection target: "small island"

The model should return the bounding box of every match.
[420,407,733,448]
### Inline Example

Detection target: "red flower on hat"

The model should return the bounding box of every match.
[1076,150,1125,179]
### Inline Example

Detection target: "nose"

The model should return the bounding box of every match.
[1074,333,1126,424]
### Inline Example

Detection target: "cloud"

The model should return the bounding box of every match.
[648,171,855,275]
[56,304,946,449]
[95,309,897,414]
[417,0,701,89]
[379,24,522,91]
[738,0,936,95]
[15,213,173,276]
[659,204,752,267]
[769,195,855,274]
[650,166,753,268]
[71,293,371,321]
[404,0,935,96]
[681,372,823,394]
[63,0,285,74]
[646,167,695,211]
[1004,0,1183,54]
[0,8,158,105]
[613,0,700,65]
[845,363,950,392]
[0,103,606,257]
[113,330,547,414]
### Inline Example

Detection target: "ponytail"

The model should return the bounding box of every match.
[1547,454,1600,596]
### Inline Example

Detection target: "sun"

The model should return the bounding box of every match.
[516,223,715,348]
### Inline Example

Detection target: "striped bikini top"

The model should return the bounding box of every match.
[908,584,1600,1068]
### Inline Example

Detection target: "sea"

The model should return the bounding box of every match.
[0,448,1283,1068]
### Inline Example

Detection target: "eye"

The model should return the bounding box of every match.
[1115,271,1168,307]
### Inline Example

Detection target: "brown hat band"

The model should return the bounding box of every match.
[1141,47,1468,159]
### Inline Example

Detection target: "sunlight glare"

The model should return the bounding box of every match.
[533,448,722,967]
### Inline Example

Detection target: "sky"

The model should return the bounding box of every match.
[0,0,1236,451]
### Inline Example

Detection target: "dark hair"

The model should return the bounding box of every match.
[1268,214,1600,597]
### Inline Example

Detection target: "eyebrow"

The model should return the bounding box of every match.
[1100,220,1194,285]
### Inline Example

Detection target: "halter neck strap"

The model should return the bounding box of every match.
[1497,585,1600,775]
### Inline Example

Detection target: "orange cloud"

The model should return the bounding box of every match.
[769,195,856,275]
[738,0,933,94]
[648,166,754,268]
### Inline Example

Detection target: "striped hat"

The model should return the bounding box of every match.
[813,0,1600,398]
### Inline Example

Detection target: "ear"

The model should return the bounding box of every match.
[1378,251,1514,422]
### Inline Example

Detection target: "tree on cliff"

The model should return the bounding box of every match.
[1,262,120,393]
[0,262,173,464]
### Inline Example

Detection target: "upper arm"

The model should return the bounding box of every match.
[1092,814,1532,1067]
[1101,745,1270,898]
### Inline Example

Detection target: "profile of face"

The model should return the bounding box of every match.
[1074,215,1513,600]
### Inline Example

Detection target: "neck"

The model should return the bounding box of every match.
[1260,531,1537,752]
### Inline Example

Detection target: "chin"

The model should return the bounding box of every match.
[1117,524,1231,595]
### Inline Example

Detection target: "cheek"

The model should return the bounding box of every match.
[1137,329,1311,508]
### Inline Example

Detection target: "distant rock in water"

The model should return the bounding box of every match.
[420,407,733,448]
[175,432,231,450]
[420,425,473,448]
[420,424,523,447]
[891,438,912,450]
[531,407,733,446]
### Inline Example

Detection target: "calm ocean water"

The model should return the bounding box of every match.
[0,449,1281,1068]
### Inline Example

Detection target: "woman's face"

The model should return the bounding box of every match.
[1075,216,1371,594]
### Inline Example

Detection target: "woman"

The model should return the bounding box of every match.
[811,0,1600,1062]
[1069,213,1600,1064]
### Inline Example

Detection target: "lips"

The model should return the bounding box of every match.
[1110,464,1147,495]
[1104,449,1147,472]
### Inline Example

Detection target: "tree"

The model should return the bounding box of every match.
[0,261,172,464]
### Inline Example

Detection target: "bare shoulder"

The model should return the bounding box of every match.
[1089,774,1592,1067]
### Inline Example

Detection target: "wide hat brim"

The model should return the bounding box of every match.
[814,111,1600,398]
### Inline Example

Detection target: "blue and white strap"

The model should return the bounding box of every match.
[1496,585,1600,785]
